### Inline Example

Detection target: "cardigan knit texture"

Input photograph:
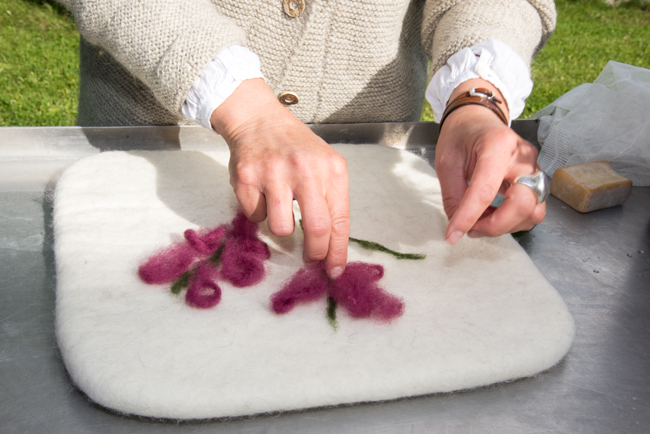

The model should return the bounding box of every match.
[60,0,556,126]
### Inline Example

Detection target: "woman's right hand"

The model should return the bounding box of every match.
[210,78,350,278]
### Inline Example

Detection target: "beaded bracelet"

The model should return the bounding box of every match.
[439,87,508,131]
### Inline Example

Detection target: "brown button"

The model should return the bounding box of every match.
[283,0,305,18]
[278,91,299,105]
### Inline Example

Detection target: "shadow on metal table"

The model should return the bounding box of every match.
[1,122,648,434]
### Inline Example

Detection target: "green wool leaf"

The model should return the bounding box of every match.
[326,296,338,331]
[171,271,191,295]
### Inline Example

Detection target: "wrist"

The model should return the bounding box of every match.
[447,78,510,121]
[210,78,283,140]
[440,87,508,132]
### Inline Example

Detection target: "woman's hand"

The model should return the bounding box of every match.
[211,78,350,278]
[435,79,546,245]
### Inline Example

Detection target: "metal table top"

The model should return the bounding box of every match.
[1,123,648,434]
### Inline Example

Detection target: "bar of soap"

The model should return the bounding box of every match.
[551,161,632,213]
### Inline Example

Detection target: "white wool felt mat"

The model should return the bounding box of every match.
[53,145,574,419]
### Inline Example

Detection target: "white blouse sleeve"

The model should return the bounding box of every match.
[426,39,533,126]
[182,45,265,130]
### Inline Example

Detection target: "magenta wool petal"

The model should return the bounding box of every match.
[219,240,266,288]
[230,209,259,240]
[184,225,227,255]
[239,236,271,260]
[229,210,271,260]
[185,264,222,309]
[329,262,404,321]
[138,242,199,284]
[271,263,329,314]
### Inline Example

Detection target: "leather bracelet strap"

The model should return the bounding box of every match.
[439,87,508,132]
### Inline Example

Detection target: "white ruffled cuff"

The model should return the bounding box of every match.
[182,45,265,130]
[426,39,533,126]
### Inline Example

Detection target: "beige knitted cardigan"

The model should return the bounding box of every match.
[60,0,555,126]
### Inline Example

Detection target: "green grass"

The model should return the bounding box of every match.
[0,0,79,126]
[1,0,649,126]
[422,0,650,121]
[524,0,650,117]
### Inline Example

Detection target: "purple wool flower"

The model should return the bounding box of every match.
[138,209,270,309]
[270,261,404,323]
[329,262,403,321]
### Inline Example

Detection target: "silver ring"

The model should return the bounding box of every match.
[515,170,550,204]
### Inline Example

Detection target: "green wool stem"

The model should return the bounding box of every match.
[209,243,225,265]
[299,219,425,260]
[171,271,191,295]
[326,296,338,331]
[348,237,426,260]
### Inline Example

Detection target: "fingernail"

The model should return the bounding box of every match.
[447,230,464,245]
[467,230,485,238]
[328,266,344,279]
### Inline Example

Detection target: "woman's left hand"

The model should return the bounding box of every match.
[435,79,546,245]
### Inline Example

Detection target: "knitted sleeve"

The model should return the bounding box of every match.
[59,0,247,116]
[421,0,556,76]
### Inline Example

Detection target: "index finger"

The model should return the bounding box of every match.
[446,150,512,243]
[324,171,350,279]
[297,170,350,279]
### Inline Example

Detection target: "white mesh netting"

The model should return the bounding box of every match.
[533,61,650,186]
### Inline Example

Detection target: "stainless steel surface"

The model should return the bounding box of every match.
[1,123,648,433]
